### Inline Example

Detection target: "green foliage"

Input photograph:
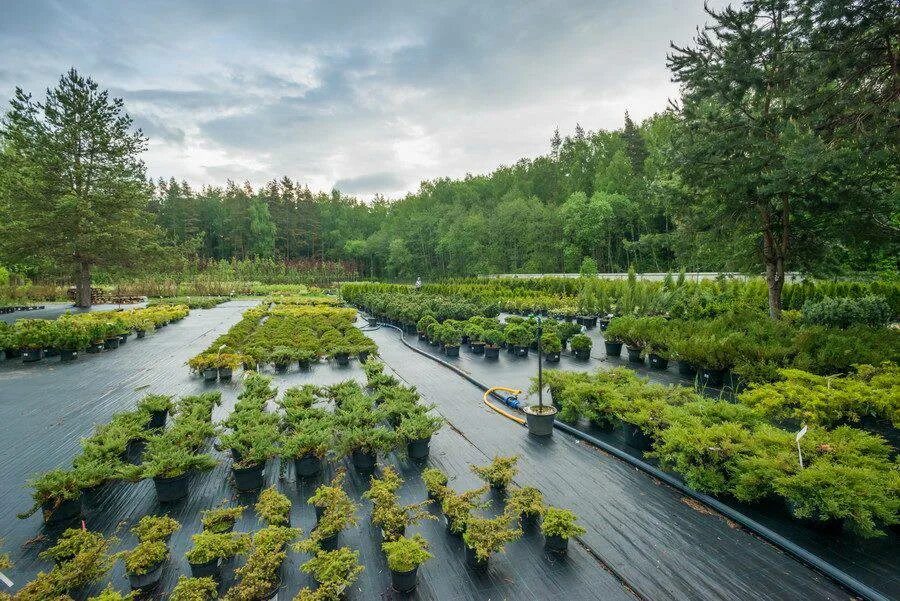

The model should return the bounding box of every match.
[18,469,81,519]
[569,334,592,353]
[124,540,168,575]
[255,486,292,526]
[301,547,364,588]
[540,507,586,539]
[169,576,218,601]
[462,515,522,561]
[201,505,246,533]
[421,468,450,501]
[802,296,892,329]
[506,486,545,518]
[382,534,432,572]
[540,331,562,354]
[185,531,250,564]
[441,486,489,534]
[131,515,180,542]
[472,455,518,488]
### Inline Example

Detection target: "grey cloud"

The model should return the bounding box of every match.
[0,0,723,199]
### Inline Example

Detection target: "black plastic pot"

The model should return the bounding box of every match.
[148,409,168,429]
[128,560,165,591]
[118,333,129,344]
[60,349,78,362]
[43,495,82,524]
[465,546,488,571]
[648,354,669,370]
[125,438,147,464]
[407,437,431,460]
[417,332,427,341]
[573,348,590,360]
[470,342,485,354]
[358,350,370,363]
[677,360,697,378]
[545,534,569,554]
[391,567,419,593]
[700,367,726,387]
[484,346,500,359]
[294,453,322,478]
[22,348,43,362]
[604,341,623,357]
[233,462,265,491]
[524,405,557,437]
[44,347,60,357]
[203,368,218,382]
[81,483,107,508]
[218,367,233,381]
[4,348,22,360]
[445,345,460,358]
[154,472,190,502]
[87,342,104,353]
[621,423,653,452]
[319,532,339,550]
[514,345,528,357]
[335,352,350,366]
[599,317,611,331]
[314,504,325,523]
[367,317,378,327]
[136,330,146,339]
[351,449,377,472]
[274,362,289,372]
[626,346,644,363]
[545,352,560,363]
[104,337,120,350]
[189,558,220,579]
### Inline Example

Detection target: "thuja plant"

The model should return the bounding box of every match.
[256,486,292,526]
[169,575,218,601]
[132,514,181,542]
[472,455,519,489]
[201,505,246,534]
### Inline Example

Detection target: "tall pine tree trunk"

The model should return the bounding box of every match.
[758,201,788,319]
[75,261,92,308]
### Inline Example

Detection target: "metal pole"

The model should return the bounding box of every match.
[537,315,543,410]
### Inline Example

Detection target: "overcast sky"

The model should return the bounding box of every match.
[1,1,720,200]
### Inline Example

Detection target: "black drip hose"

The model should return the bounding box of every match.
[374,319,888,601]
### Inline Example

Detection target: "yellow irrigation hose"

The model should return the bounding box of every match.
[482,386,526,425]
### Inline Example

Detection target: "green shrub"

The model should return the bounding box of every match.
[124,540,168,575]
[382,534,432,572]
[472,455,518,488]
[802,295,892,328]
[131,515,180,542]
[169,576,218,601]
[540,507,586,539]
[463,515,521,561]
[569,334,592,354]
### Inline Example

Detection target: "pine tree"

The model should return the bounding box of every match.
[621,111,648,174]
[0,69,160,307]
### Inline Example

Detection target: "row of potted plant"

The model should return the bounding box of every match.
[0,304,189,363]
[538,367,899,538]
[190,301,377,378]
[424,457,587,571]
[602,312,899,387]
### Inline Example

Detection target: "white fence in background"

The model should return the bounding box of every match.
[479,272,804,282]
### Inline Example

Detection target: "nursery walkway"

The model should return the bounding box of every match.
[366,325,870,601]
[0,302,634,600]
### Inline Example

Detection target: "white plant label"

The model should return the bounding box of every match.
[796,425,808,468]
[0,571,12,588]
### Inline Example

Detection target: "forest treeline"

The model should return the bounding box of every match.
[150,112,685,278]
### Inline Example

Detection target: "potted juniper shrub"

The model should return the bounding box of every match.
[18,469,82,524]
[506,486,545,528]
[472,455,518,492]
[603,330,624,358]
[425,321,441,345]
[570,333,593,360]
[417,315,436,341]
[397,411,443,460]
[256,486,292,526]
[229,434,277,492]
[541,331,562,363]
[299,547,364,596]
[439,324,463,358]
[201,505,246,534]
[364,467,435,543]
[52,321,91,362]
[541,506,586,554]
[105,319,128,350]
[228,525,299,600]
[462,515,522,571]
[134,318,154,339]
[86,322,109,353]
[124,540,169,590]
[188,355,220,382]
[382,534,432,593]
[142,437,218,502]
[132,514,181,544]
[337,426,397,472]
[282,420,331,478]
[505,324,532,357]
[16,319,52,362]
[482,328,503,359]
[138,394,173,429]
[269,345,298,372]
[421,467,450,502]
[331,342,353,366]
[38,529,118,588]
[186,530,250,579]
[214,353,243,381]
[466,324,485,354]
[169,575,218,601]
[643,325,670,370]
[441,487,489,535]
[306,477,358,550]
